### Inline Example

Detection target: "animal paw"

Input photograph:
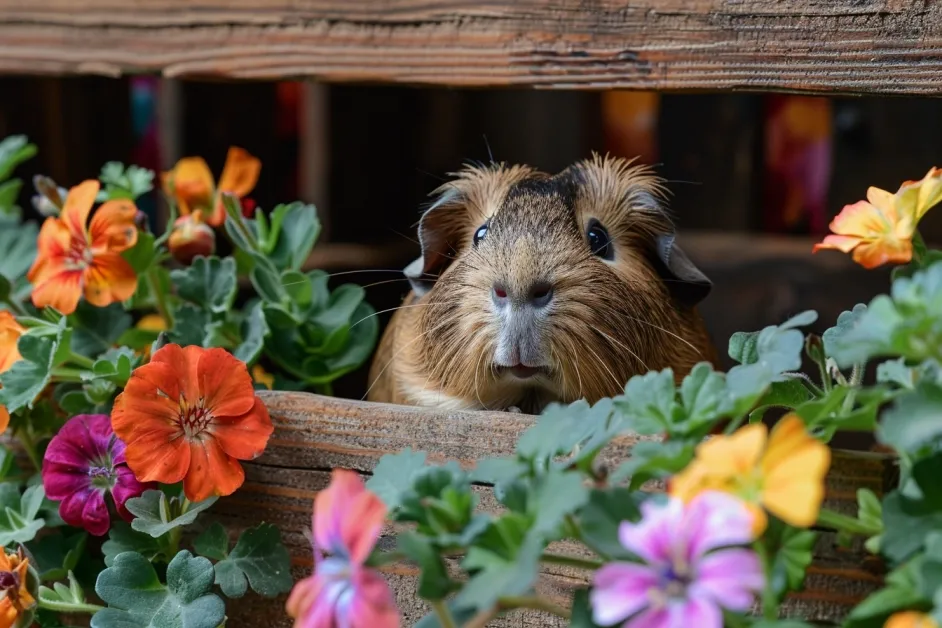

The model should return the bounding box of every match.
[505,406,523,413]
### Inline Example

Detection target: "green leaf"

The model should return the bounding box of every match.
[413,602,476,628]
[822,303,868,360]
[26,530,87,581]
[765,519,816,601]
[92,550,225,628]
[0,318,71,413]
[98,162,155,201]
[577,488,642,559]
[193,522,229,561]
[170,256,238,315]
[0,135,37,181]
[0,483,46,546]
[121,231,158,276]
[126,490,218,538]
[167,304,211,347]
[249,254,286,304]
[397,532,456,600]
[267,202,321,270]
[530,469,590,537]
[611,439,696,490]
[212,523,293,599]
[366,449,427,510]
[69,302,133,358]
[456,531,543,612]
[234,301,270,364]
[37,571,98,615]
[678,362,728,432]
[729,310,817,366]
[0,219,38,283]
[881,489,942,564]
[518,399,618,464]
[879,381,942,454]
[877,358,917,389]
[844,557,929,628]
[614,370,677,435]
[102,522,166,567]
[83,347,140,388]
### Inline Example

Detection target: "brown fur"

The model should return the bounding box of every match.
[368,154,719,413]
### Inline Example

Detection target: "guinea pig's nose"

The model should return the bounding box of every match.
[492,281,554,308]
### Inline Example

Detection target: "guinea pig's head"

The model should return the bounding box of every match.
[403,154,713,412]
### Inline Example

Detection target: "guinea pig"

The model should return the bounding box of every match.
[367,154,719,414]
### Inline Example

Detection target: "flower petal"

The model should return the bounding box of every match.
[168,157,215,214]
[183,438,245,502]
[211,398,274,461]
[590,562,658,626]
[28,218,72,283]
[120,424,190,485]
[314,469,386,562]
[30,267,84,315]
[691,548,764,611]
[209,147,261,226]
[851,238,913,270]
[285,574,323,624]
[59,180,100,241]
[196,347,256,417]
[342,566,400,628]
[761,416,830,528]
[827,200,889,238]
[693,422,767,478]
[84,253,138,307]
[812,234,862,254]
[89,199,139,252]
[0,406,8,433]
[58,488,97,531]
[81,489,111,536]
[683,491,757,560]
[617,496,684,565]
[112,465,154,520]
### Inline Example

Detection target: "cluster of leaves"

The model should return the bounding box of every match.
[361,256,942,627]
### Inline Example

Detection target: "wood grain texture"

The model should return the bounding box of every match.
[210,391,895,627]
[0,1,940,95]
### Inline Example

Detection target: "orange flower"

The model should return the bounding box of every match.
[814,167,942,269]
[252,364,274,390]
[670,415,831,534]
[0,547,36,626]
[27,180,139,315]
[0,311,25,434]
[161,147,261,227]
[111,344,274,502]
[886,612,938,628]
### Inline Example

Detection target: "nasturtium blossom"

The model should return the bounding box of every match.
[27,180,139,315]
[814,167,942,269]
[590,491,763,628]
[161,146,261,227]
[0,311,25,433]
[286,469,399,628]
[111,344,274,502]
[42,414,153,536]
[885,611,939,628]
[669,415,830,534]
[0,547,36,626]
[168,209,216,265]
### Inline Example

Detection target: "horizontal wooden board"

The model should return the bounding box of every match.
[211,391,895,627]
[0,1,941,95]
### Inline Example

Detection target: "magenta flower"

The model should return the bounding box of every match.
[286,468,399,628]
[590,491,764,628]
[41,414,153,536]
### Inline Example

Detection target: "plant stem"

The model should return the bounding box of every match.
[913,231,928,265]
[464,608,498,628]
[724,414,747,435]
[146,267,173,328]
[817,508,880,536]
[17,429,42,473]
[540,552,603,571]
[68,352,95,370]
[754,541,779,621]
[787,372,824,397]
[51,367,84,383]
[430,600,458,628]
[498,596,572,620]
[38,599,106,614]
[1,297,27,317]
[314,382,334,396]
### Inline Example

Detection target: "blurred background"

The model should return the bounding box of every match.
[1,77,939,403]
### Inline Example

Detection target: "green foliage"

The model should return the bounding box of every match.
[37,571,100,615]
[92,551,225,628]
[27,530,87,581]
[0,317,71,413]
[97,162,155,201]
[205,523,293,599]
[0,484,46,545]
[125,490,217,538]
[367,448,428,510]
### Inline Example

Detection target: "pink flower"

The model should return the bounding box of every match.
[286,469,399,628]
[41,414,154,536]
[590,491,764,628]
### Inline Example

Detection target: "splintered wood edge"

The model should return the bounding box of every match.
[211,391,896,627]
[1,0,941,95]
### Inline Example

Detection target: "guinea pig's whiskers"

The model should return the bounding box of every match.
[361,311,450,402]
[349,303,436,330]
[620,313,700,355]
[583,342,623,394]
[473,346,488,410]
[595,328,649,372]
[361,278,416,289]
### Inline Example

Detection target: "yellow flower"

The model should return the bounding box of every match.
[670,415,831,533]
[885,611,938,628]
[0,547,36,626]
[136,314,167,332]
[252,364,274,390]
[161,147,261,227]
[814,167,942,269]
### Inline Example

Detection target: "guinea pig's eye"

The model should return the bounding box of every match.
[473,224,488,246]
[587,220,614,260]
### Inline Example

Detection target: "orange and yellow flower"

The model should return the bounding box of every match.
[885,612,938,628]
[27,180,139,315]
[0,311,25,433]
[167,210,216,264]
[669,415,830,534]
[111,344,274,502]
[0,547,36,626]
[252,364,274,390]
[162,146,261,227]
[814,167,942,269]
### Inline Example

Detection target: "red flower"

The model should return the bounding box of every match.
[111,344,274,502]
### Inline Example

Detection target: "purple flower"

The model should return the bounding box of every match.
[590,491,764,628]
[41,414,154,536]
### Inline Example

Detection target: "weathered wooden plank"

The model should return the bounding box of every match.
[209,391,894,627]
[0,1,940,95]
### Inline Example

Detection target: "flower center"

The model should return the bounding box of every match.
[0,569,24,611]
[648,558,693,607]
[179,397,213,438]
[64,242,93,270]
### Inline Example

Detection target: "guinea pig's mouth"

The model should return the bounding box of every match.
[498,364,548,380]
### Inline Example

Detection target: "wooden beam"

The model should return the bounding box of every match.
[1,1,941,95]
[212,391,894,627]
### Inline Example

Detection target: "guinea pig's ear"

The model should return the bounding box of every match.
[403,188,464,296]
[654,233,712,307]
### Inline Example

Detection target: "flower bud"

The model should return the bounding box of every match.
[168,210,215,265]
